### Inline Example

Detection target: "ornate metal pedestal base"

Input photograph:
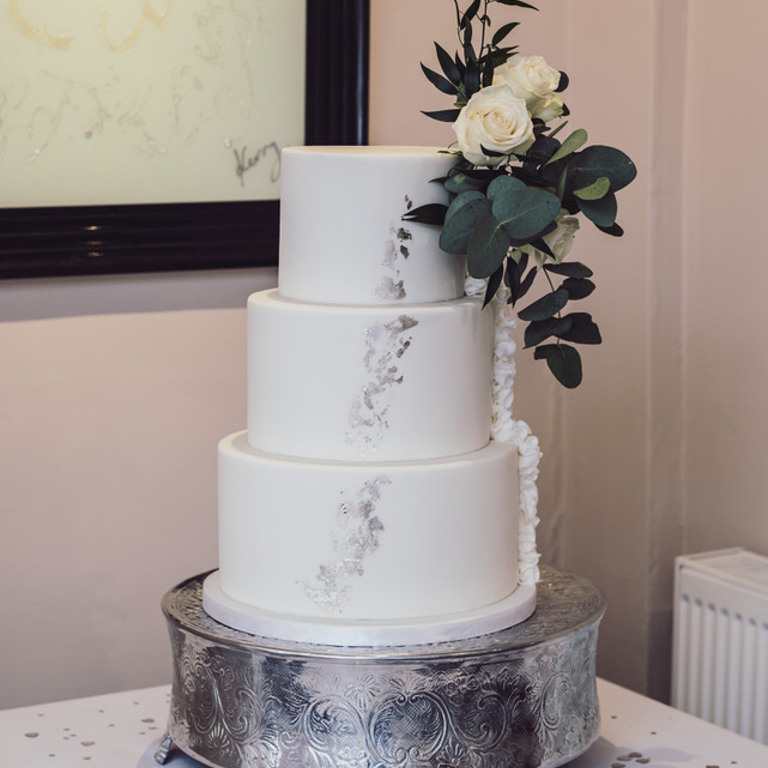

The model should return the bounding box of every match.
[158,567,604,768]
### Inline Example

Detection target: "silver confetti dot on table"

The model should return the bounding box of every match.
[157,567,604,768]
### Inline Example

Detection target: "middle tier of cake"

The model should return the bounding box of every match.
[246,289,495,462]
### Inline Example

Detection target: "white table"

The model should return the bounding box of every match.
[3,679,768,767]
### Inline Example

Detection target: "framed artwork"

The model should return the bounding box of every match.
[0,0,369,278]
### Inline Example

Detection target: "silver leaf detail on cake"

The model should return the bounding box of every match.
[376,218,413,301]
[300,476,390,613]
[347,315,419,455]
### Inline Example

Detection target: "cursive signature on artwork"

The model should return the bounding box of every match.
[233,141,281,187]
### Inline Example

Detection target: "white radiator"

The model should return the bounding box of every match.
[672,548,768,744]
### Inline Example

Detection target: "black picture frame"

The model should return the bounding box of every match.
[0,0,369,279]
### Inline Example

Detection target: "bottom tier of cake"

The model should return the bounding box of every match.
[216,432,524,628]
[157,567,605,768]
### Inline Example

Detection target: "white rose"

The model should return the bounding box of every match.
[493,55,564,121]
[545,214,579,261]
[452,84,535,167]
[530,93,565,122]
[520,210,580,265]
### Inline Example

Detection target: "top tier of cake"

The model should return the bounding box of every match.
[278,146,463,306]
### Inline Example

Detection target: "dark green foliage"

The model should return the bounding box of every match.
[534,344,583,388]
[404,0,637,388]
[518,288,569,322]
[401,203,448,226]
[543,262,593,278]
[561,277,595,300]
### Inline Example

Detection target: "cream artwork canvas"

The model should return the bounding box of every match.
[0,0,305,207]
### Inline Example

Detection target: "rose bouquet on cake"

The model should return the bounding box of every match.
[403,0,636,387]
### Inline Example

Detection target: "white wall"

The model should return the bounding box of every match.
[2,0,768,709]
[0,270,275,707]
[683,3,768,554]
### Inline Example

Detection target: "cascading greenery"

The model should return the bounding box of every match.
[403,0,636,388]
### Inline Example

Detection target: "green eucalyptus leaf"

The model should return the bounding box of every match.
[574,176,610,200]
[487,174,526,200]
[561,277,595,300]
[556,312,602,344]
[492,187,561,242]
[571,145,637,191]
[544,128,587,166]
[439,193,491,254]
[446,189,486,214]
[421,63,458,95]
[527,134,561,166]
[401,203,448,226]
[445,172,487,195]
[517,287,569,321]
[597,222,625,237]
[534,344,583,388]
[578,191,617,228]
[543,261,593,278]
[524,316,573,348]
[467,214,511,278]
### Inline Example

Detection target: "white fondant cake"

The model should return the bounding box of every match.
[246,291,494,461]
[203,146,541,646]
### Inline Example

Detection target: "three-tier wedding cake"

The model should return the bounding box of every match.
[158,144,607,768]
[157,4,634,763]
[201,145,541,647]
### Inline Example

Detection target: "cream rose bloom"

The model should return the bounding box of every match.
[519,210,580,265]
[493,54,564,121]
[453,84,535,166]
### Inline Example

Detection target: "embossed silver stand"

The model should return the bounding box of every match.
[157,567,604,768]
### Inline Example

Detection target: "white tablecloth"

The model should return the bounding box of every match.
[3,678,768,767]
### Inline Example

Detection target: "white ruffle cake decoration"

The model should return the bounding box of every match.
[465,277,542,586]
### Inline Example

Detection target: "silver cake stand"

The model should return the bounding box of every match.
[156,567,605,768]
